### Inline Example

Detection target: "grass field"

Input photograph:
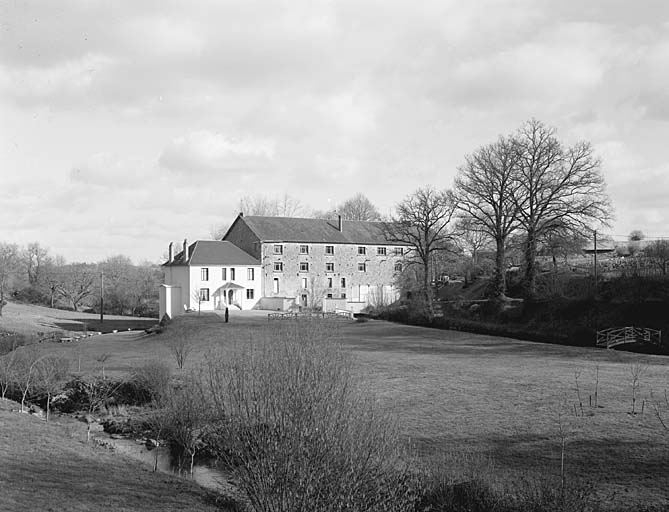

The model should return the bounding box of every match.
[3,306,669,510]
[0,399,224,512]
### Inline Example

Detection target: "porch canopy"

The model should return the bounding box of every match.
[219,282,245,290]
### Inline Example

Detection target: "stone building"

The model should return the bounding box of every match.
[223,214,410,312]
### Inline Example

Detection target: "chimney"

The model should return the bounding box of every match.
[239,211,244,217]
[168,242,173,263]
[183,239,189,261]
[338,215,343,232]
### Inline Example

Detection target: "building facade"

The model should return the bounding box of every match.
[223,214,410,312]
[160,240,261,318]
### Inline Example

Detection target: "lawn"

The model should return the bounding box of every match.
[3,307,669,510]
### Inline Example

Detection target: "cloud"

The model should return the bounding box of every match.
[69,153,156,188]
[158,131,275,176]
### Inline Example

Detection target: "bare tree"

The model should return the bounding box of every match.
[239,193,307,217]
[57,263,97,311]
[629,360,646,415]
[13,345,41,412]
[95,353,112,379]
[35,354,69,421]
[643,240,669,275]
[41,255,67,308]
[384,186,457,318]
[24,242,49,287]
[0,243,20,316]
[454,137,522,298]
[168,337,192,370]
[336,193,382,221]
[513,119,613,297]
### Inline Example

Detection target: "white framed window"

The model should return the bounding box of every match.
[326,293,333,299]
[300,262,309,272]
[325,245,334,255]
[273,277,280,294]
[300,245,309,254]
[274,262,283,272]
[341,292,346,299]
[201,268,209,281]
[325,262,334,272]
[301,277,308,289]
[340,277,346,288]
[394,247,404,256]
[230,268,236,280]
[394,262,403,272]
[221,268,227,280]
[246,289,254,300]
[358,262,366,272]
[199,288,210,301]
[273,244,283,255]
[377,247,387,256]
[327,277,333,288]
[247,268,255,281]
[358,246,366,255]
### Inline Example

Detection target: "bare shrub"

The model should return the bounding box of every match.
[133,360,171,405]
[203,320,417,512]
[34,354,69,421]
[167,337,192,370]
[629,360,647,415]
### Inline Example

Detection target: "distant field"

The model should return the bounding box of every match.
[3,307,669,510]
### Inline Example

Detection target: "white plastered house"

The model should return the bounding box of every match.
[160,239,261,319]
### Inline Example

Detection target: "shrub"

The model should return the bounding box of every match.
[132,360,171,404]
[203,320,418,512]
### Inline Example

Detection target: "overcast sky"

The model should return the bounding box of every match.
[2,1,669,263]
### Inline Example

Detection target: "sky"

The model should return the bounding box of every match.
[2,1,669,263]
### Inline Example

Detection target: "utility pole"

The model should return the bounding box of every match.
[593,230,598,291]
[100,271,104,324]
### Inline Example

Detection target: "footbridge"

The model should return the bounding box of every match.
[596,326,662,349]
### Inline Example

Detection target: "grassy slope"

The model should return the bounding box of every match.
[0,401,219,512]
[4,306,669,510]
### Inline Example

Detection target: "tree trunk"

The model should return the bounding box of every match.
[523,228,538,298]
[423,258,434,320]
[494,238,507,298]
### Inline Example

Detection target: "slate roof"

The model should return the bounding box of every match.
[234,215,411,246]
[164,240,260,266]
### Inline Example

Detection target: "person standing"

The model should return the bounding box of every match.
[224,306,229,323]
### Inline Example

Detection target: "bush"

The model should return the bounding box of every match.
[203,320,418,512]
[132,360,171,404]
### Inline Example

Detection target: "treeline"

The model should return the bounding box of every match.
[385,118,613,315]
[0,242,161,317]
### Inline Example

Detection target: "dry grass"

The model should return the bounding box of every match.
[0,400,220,512]
[4,305,669,510]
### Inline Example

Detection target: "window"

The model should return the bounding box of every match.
[358,246,366,255]
[274,262,283,272]
[221,268,227,280]
[199,288,210,301]
[300,262,309,272]
[327,278,333,288]
[246,289,254,300]
[230,268,236,280]
[325,245,334,255]
[377,247,387,256]
[247,268,255,281]
[273,244,283,254]
[358,262,366,272]
[300,245,309,254]
[273,278,280,294]
[326,293,333,299]
[302,277,308,289]
[341,292,347,299]
[325,262,334,272]
[394,262,403,272]
[340,277,346,288]
[394,247,404,256]
[200,268,209,281]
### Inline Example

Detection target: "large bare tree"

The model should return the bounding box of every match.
[454,136,522,298]
[513,119,612,297]
[337,193,382,221]
[23,242,49,287]
[0,243,19,316]
[239,193,307,217]
[57,263,98,312]
[384,186,457,318]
